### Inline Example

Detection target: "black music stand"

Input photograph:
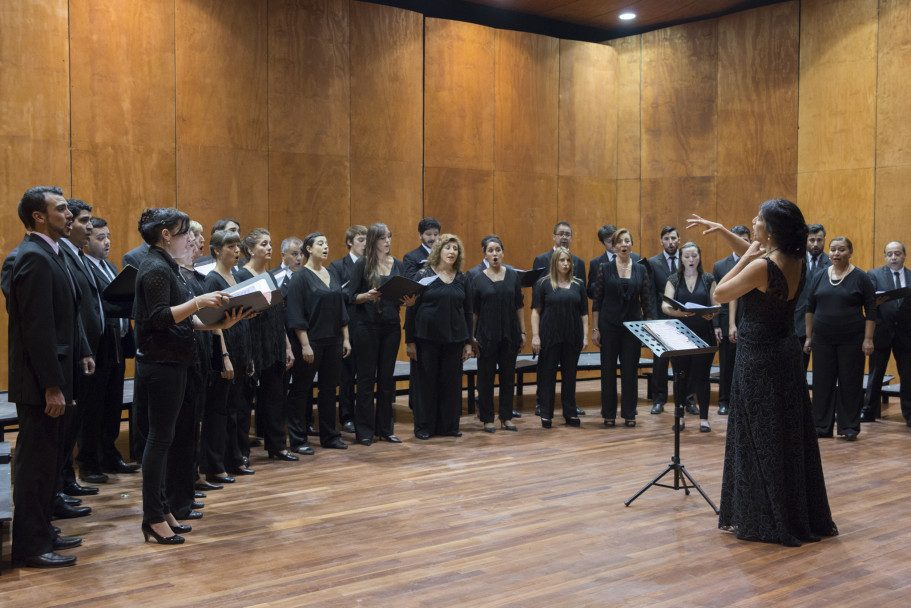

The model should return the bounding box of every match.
[622,320,719,513]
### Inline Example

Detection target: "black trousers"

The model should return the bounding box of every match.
[865,343,911,420]
[354,322,400,440]
[166,367,204,519]
[236,377,255,457]
[338,347,356,425]
[651,355,669,404]
[812,337,864,436]
[412,339,463,437]
[599,329,640,421]
[76,332,126,471]
[717,332,737,408]
[288,342,343,446]
[256,362,289,453]
[476,338,519,424]
[285,368,314,450]
[136,361,188,525]
[538,341,580,421]
[12,403,62,559]
[676,352,713,419]
[57,374,88,490]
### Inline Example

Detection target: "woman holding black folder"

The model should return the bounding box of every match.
[591,228,653,428]
[660,241,717,432]
[347,223,416,445]
[235,228,297,462]
[406,234,474,439]
[471,235,525,432]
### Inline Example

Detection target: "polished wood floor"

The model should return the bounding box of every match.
[2,379,911,607]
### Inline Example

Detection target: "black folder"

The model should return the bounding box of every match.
[516,267,547,288]
[195,272,283,325]
[875,286,911,302]
[661,295,721,315]
[377,275,425,302]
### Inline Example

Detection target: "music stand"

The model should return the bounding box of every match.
[623,320,719,513]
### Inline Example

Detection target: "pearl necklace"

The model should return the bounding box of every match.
[829,266,849,286]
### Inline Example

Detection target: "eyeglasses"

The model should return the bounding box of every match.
[555,231,572,237]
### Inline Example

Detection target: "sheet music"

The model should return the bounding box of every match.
[418,275,439,286]
[230,278,273,305]
[644,320,700,350]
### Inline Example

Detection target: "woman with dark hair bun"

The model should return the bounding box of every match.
[804,236,875,441]
[347,223,415,445]
[470,235,525,432]
[286,232,351,450]
[689,200,838,547]
[133,208,250,545]
[235,228,298,462]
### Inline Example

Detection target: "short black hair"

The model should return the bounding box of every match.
[731,225,750,239]
[553,221,572,234]
[90,217,108,229]
[211,218,240,235]
[807,223,826,236]
[18,186,64,230]
[302,232,326,260]
[660,226,677,238]
[480,234,503,251]
[66,198,92,218]
[597,224,617,243]
[418,217,441,234]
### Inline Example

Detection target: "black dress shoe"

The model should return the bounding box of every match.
[52,525,61,535]
[195,491,206,499]
[415,431,431,440]
[534,404,541,416]
[860,408,875,423]
[206,474,235,484]
[228,466,255,475]
[170,523,192,534]
[442,431,462,437]
[511,410,523,418]
[80,471,109,484]
[291,444,315,455]
[307,425,319,437]
[195,480,222,491]
[650,402,665,415]
[359,438,372,446]
[15,552,77,568]
[53,536,83,550]
[685,402,699,416]
[565,417,581,427]
[718,404,729,415]
[103,459,140,474]
[268,451,299,461]
[63,481,99,496]
[248,438,263,447]
[322,438,348,450]
[541,418,552,428]
[185,510,204,520]
[844,432,858,441]
[53,502,92,520]
[192,500,205,509]
[378,435,403,443]
[342,420,356,433]
[575,407,586,416]
[62,494,82,506]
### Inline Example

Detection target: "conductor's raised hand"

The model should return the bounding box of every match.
[686,214,724,235]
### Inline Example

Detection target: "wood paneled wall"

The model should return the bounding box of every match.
[3,0,911,389]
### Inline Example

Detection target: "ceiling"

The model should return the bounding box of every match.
[373,0,789,41]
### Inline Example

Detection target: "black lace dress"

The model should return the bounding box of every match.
[718,258,838,546]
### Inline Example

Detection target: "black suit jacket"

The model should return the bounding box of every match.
[403,245,431,280]
[794,252,831,337]
[60,242,104,356]
[329,256,358,320]
[712,254,739,333]
[587,251,641,298]
[532,250,586,287]
[1,236,28,311]
[88,257,136,360]
[868,265,911,350]
[122,241,150,269]
[648,253,677,319]
[8,235,82,404]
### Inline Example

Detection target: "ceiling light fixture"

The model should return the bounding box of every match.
[619,12,637,21]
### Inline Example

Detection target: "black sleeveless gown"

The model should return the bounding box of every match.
[718,258,838,546]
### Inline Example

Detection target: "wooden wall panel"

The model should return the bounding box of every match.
[607,35,641,181]
[494,30,559,175]
[269,0,350,249]
[424,18,495,171]
[495,173,558,270]
[615,179,641,253]
[69,0,177,262]
[349,1,423,260]
[641,21,717,180]
[640,177,716,261]
[424,168,494,268]
[874,167,911,257]
[557,177,616,265]
[175,0,269,234]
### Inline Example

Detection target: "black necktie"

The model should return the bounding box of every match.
[668,256,676,272]
[895,271,902,291]
[58,249,77,299]
[811,255,818,271]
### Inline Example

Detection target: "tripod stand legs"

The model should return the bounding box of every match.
[624,457,719,513]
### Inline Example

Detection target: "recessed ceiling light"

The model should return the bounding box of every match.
[619,12,637,21]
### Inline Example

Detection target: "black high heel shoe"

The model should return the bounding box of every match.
[541,418,552,428]
[142,523,185,545]
[625,419,636,427]
[169,522,192,534]
[565,417,581,427]
[500,420,517,431]
[483,424,496,434]
[268,451,300,461]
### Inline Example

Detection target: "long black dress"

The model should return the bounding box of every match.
[718,258,838,546]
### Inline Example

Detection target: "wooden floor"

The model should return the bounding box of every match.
[2,379,911,607]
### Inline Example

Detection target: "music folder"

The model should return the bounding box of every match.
[661,295,721,315]
[875,286,911,302]
[377,275,425,302]
[516,267,547,288]
[195,272,283,325]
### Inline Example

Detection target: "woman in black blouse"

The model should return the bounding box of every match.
[405,234,474,440]
[348,223,416,446]
[133,208,248,545]
[531,247,589,428]
[202,230,255,486]
[236,228,297,461]
[661,242,718,432]
[287,232,351,450]
[805,236,875,441]
[591,229,652,428]
[471,235,525,432]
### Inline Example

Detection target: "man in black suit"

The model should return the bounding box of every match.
[647,226,680,414]
[532,221,586,285]
[57,200,106,501]
[795,223,830,370]
[863,241,911,424]
[329,225,367,434]
[403,217,440,280]
[587,224,641,298]
[78,217,140,476]
[273,236,304,295]
[711,225,752,416]
[8,186,93,568]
